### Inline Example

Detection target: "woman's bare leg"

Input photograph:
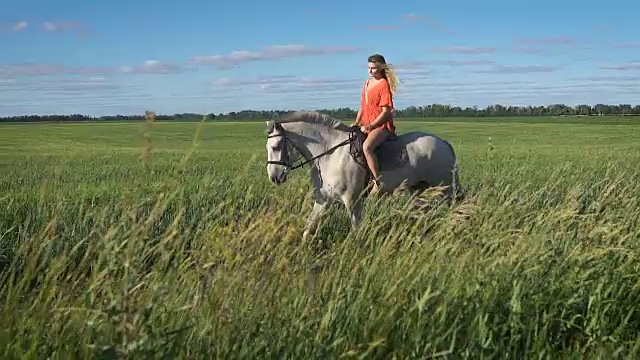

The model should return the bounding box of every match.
[362,128,390,192]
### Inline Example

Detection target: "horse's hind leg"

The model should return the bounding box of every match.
[408,181,431,196]
[451,163,465,202]
[341,192,363,230]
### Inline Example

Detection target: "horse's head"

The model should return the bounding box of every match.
[265,112,349,185]
[265,120,293,185]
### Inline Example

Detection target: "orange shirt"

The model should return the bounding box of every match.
[360,78,395,134]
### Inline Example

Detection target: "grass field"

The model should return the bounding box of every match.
[2,116,640,358]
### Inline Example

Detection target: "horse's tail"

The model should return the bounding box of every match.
[443,139,465,203]
[451,161,465,202]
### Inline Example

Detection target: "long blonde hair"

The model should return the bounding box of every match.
[368,54,399,94]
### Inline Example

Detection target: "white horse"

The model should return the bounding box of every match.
[265,111,462,240]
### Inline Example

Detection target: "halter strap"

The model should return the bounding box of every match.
[266,123,357,171]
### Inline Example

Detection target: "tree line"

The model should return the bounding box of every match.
[2,103,639,123]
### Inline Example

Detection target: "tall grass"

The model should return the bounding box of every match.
[1,118,640,358]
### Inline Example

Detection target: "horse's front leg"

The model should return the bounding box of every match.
[302,198,329,241]
[341,167,367,230]
[303,165,329,242]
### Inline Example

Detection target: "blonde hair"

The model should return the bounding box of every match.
[383,64,399,94]
[368,54,399,94]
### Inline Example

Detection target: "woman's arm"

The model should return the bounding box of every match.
[354,108,363,126]
[364,106,391,130]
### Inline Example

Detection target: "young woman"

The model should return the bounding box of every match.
[353,53,398,193]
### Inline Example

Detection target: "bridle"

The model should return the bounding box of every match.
[266,122,356,171]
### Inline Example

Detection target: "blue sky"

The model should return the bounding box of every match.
[1,0,639,116]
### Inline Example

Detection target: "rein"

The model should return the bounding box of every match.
[267,125,361,171]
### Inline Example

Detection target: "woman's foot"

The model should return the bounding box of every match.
[370,178,381,195]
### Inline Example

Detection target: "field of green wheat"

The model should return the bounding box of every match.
[1,116,640,358]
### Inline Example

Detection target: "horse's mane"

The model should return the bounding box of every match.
[275,111,350,131]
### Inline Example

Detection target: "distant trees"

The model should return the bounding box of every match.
[1,103,639,123]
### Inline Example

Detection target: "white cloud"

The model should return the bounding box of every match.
[1,43,360,79]
[429,46,496,54]
[599,61,640,71]
[117,60,186,74]
[403,13,447,32]
[515,36,575,45]
[210,75,359,94]
[612,42,640,49]
[12,21,28,31]
[42,21,88,34]
[0,60,188,77]
[395,60,496,70]
[190,44,362,68]
[0,77,122,94]
[469,64,559,74]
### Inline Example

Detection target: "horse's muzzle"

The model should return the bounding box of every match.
[270,172,287,185]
